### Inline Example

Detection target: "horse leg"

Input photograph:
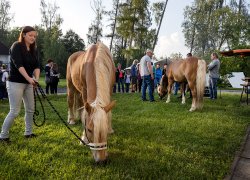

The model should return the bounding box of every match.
[67,81,79,124]
[107,111,114,134]
[166,79,174,103]
[181,83,186,104]
[188,81,197,112]
[80,108,89,144]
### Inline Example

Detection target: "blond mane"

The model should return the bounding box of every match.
[94,42,114,107]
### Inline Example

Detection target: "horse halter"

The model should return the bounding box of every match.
[87,142,107,151]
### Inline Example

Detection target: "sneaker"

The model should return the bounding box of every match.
[25,134,37,138]
[0,138,11,143]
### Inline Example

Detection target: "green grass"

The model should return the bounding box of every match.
[0,93,249,179]
[38,77,66,88]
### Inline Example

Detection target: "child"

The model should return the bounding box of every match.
[124,69,131,93]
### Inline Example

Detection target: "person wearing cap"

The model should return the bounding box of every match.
[0,26,40,143]
[139,49,155,102]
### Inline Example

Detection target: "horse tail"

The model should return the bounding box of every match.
[196,60,206,109]
[66,51,83,124]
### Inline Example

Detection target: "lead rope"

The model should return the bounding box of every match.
[33,87,46,127]
[33,83,88,146]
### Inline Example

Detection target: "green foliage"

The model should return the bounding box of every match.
[182,0,250,56]
[61,29,85,54]
[0,93,249,179]
[86,0,104,44]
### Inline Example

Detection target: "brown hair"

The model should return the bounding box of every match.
[18,26,37,57]
[52,63,58,72]
[212,52,218,58]
[187,53,192,57]
[47,59,53,63]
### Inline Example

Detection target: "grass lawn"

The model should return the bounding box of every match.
[38,76,67,88]
[0,92,249,179]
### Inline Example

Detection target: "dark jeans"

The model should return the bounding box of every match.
[46,82,52,94]
[125,83,130,93]
[137,79,142,93]
[209,77,218,99]
[154,77,161,88]
[174,82,180,95]
[117,78,124,93]
[0,85,7,99]
[142,75,154,101]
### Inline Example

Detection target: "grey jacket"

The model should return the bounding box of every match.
[207,59,220,78]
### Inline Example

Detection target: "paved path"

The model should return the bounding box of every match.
[226,127,250,179]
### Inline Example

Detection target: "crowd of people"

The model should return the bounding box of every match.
[113,50,220,102]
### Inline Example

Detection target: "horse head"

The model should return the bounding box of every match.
[82,100,116,163]
[157,74,168,99]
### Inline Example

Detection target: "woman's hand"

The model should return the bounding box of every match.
[27,77,37,86]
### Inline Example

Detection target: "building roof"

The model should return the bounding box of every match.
[0,41,9,55]
[220,49,250,57]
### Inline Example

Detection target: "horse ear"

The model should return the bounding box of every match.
[104,100,116,113]
[85,102,92,114]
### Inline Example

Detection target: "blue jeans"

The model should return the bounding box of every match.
[209,77,218,99]
[117,78,124,93]
[0,81,35,138]
[154,77,161,88]
[142,75,154,101]
[174,82,180,95]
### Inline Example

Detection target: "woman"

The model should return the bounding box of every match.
[50,63,60,94]
[0,26,40,142]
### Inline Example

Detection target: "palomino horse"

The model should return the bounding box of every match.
[66,42,116,163]
[157,57,206,111]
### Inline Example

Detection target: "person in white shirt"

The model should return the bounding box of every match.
[139,49,155,102]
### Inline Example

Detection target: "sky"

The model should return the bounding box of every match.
[8,0,194,58]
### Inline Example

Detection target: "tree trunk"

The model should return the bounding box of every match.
[109,0,119,51]
[152,0,168,51]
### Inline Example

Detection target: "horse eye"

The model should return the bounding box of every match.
[87,129,92,133]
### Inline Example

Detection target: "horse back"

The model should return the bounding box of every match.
[168,57,198,82]
[67,51,86,93]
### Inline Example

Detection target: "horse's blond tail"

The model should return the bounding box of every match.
[196,60,206,109]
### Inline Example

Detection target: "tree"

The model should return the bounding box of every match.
[39,0,69,76]
[182,0,250,78]
[42,30,69,77]
[182,0,250,56]
[106,0,120,51]
[86,0,105,44]
[0,0,12,44]
[40,0,63,33]
[61,30,85,54]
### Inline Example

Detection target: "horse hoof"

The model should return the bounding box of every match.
[181,102,186,104]
[108,129,114,134]
[166,100,170,103]
[189,108,195,112]
[68,120,76,125]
